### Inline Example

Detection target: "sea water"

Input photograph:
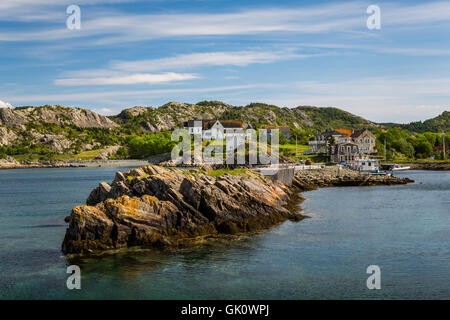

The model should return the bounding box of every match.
[0,168,448,299]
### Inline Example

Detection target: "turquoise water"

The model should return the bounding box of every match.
[0,168,448,299]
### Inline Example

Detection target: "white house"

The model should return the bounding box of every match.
[183,119,244,140]
[183,119,245,151]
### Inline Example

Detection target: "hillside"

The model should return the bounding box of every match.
[112,101,379,132]
[295,106,377,129]
[111,101,230,133]
[383,111,450,133]
[0,105,120,155]
[1,101,447,161]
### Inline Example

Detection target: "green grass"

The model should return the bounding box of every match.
[52,149,102,160]
[12,149,104,162]
[278,144,309,151]
[207,168,250,177]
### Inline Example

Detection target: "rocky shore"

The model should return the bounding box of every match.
[404,162,450,171]
[292,166,414,190]
[62,166,303,254]
[61,165,414,255]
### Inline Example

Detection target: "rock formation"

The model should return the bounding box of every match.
[0,105,117,129]
[62,166,302,254]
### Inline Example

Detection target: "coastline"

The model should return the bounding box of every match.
[404,162,450,171]
[0,159,153,170]
[61,165,413,255]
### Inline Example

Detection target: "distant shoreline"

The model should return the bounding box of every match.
[0,159,152,170]
[402,162,450,171]
[1,156,449,171]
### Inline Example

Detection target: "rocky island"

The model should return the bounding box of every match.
[62,165,413,255]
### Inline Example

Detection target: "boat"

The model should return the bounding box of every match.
[349,157,380,173]
[380,164,411,171]
[392,164,410,171]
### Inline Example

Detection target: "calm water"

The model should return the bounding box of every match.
[0,168,448,299]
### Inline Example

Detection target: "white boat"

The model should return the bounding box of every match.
[392,164,410,171]
[380,164,411,171]
[349,157,380,173]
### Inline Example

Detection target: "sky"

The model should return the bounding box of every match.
[0,0,449,123]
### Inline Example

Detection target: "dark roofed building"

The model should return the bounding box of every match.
[330,141,359,163]
[265,125,291,140]
[351,129,377,154]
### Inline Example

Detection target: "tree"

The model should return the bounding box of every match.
[414,140,433,158]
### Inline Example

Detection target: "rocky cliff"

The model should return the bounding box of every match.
[62,165,302,254]
[0,105,117,129]
[0,105,118,153]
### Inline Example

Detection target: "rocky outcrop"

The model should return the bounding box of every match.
[0,105,118,154]
[93,146,121,160]
[29,131,72,152]
[0,105,117,129]
[62,166,302,254]
[293,167,414,190]
[0,127,19,146]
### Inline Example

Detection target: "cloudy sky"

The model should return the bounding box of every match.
[0,0,449,123]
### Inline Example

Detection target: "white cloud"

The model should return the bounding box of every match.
[0,0,139,22]
[54,72,197,86]
[0,2,365,42]
[6,84,270,102]
[61,49,317,80]
[93,107,115,115]
[0,100,13,108]
[110,50,313,72]
[2,1,450,44]
[55,49,317,86]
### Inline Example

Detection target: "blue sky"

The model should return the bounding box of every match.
[0,0,450,123]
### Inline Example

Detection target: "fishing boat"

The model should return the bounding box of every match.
[349,157,381,173]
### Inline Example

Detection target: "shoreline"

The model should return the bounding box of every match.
[61,165,413,255]
[0,159,153,170]
[292,166,414,191]
[403,162,450,171]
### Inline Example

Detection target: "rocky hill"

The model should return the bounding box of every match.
[111,101,231,133]
[0,105,117,129]
[1,101,447,160]
[0,105,119,153]
[112,101,378,132]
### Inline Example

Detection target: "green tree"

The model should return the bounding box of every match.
[414,139,433,158]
